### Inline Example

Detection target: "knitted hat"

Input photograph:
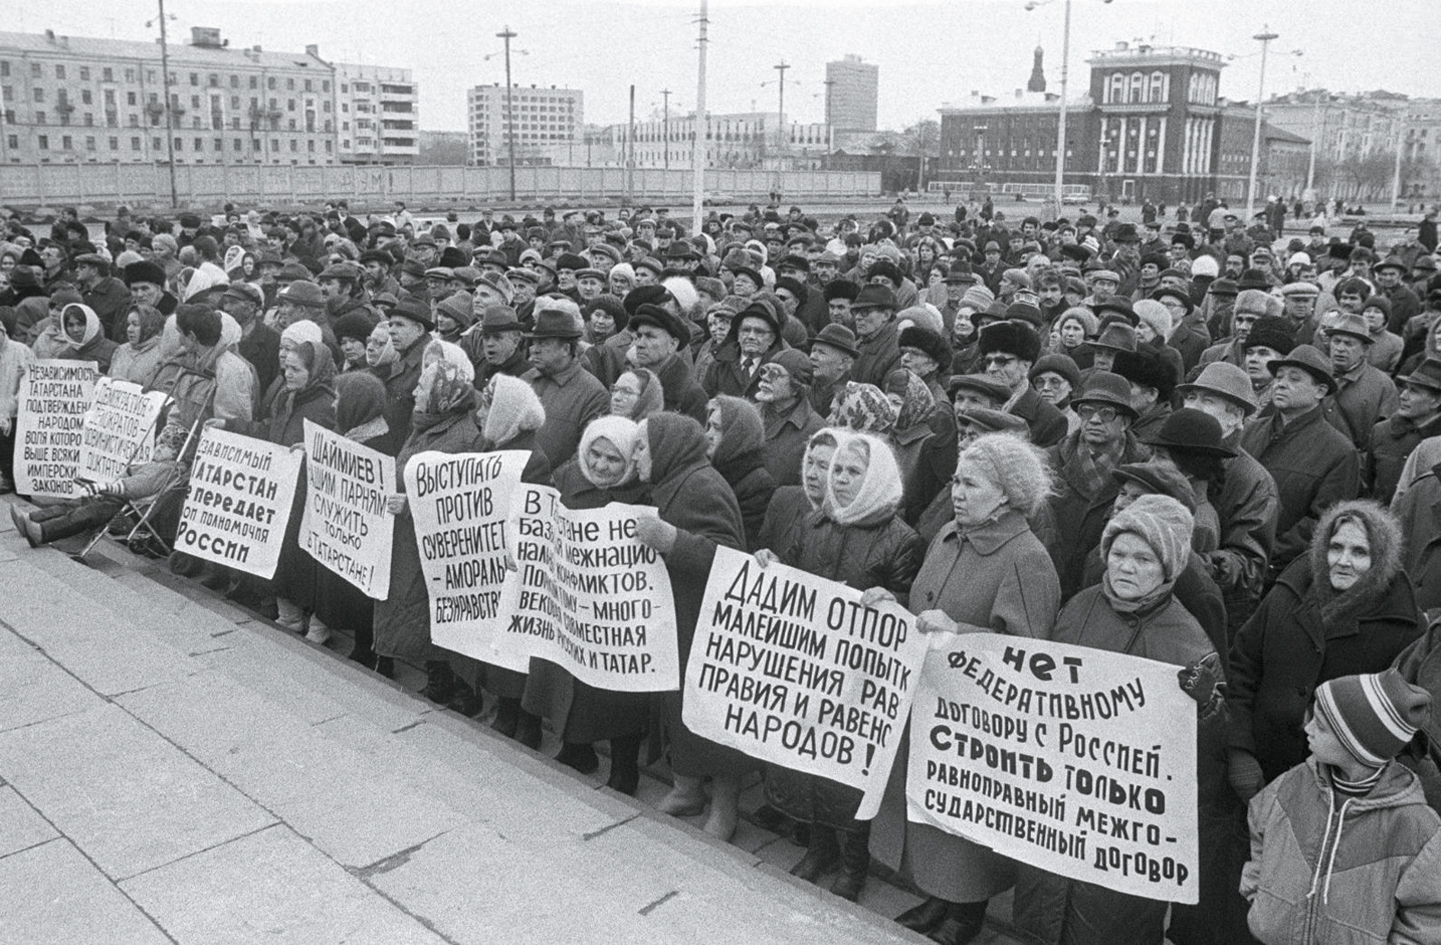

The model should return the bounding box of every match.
[1190,255,1220,279]
[896,304,945,336]
[959,432,1053,516]
[280,319,324,350]
[1314,669,1432,767]
[766,348,815,388]
[436,292,476,331]
[960,283,995,311]
[1029,352,1082,390]
[1102,493,1195,583]
[1055,306,1099,338]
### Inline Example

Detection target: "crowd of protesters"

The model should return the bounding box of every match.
[3,192,1441,945]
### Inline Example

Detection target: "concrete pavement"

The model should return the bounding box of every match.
[0,494,1030,945]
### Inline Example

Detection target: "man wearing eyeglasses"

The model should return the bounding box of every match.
[977,322,1067,449]
[1043,371,1152,598]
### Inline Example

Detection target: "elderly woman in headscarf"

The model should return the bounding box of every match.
[314,371,392,674]
[364,321,398,375]
[35,302,118,374]
[0,314,36,492]
[475,372,553,747]
[1014,494,1226,945]
[883,368,937,490]
[755,430,923,902]
[524,415,652,793]
[632,413,749,840]
[228,333,338,639]
[868,433,1061,945]
[109,303,169,386]
[608,367,665,422]
[704,395,776,551]
[756,428,840,556]
[375,341,491,718]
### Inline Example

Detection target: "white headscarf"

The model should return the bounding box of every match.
[824,430,903,526]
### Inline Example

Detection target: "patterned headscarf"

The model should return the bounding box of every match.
[414,340,476,416]
[828,381,897,435]
[885,368,935,430]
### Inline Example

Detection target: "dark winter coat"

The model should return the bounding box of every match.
[1369,410,1441,506]
[1227,556,1423,782]
[765,505,923,828]
[760,396,824,487]
[1044,431,1152,599]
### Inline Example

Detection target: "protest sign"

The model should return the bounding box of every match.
[14,359,99,498]
[77,377,169,483]
[907,634,1198,903]
[173,427,304,579]
[684,546,929,815]
[404,449,527,657]
[299,419,394,599]
[488,483,678,691]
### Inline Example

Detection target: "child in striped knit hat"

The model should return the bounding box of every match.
[1241,669,1441,944]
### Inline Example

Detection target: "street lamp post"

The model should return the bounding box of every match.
[1246,27,1278,221]
[496,25,518,201]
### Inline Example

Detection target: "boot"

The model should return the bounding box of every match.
[605,734,642,796]
[555,740,599,775]
[445,681,484,717]
[514,708,542,750]
[419,661,458,704]
[375,656,395,679]
[275,597,305,631]
[349,624,378,669]
[704,775,741,842]
[896,896,951,934]
[927,900,988,945]
[788,825,841,883]
[304,613,331,645]
[829,825,870,901]
[657,773,707,816]
[490,696,519,737]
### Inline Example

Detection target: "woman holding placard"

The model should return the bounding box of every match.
[525,415,652,794]
[376,341,489,719]
[474,373,552,747]
[1012,493,1223,945]
[632,412,749,840]
[868,432,1061,945]
[755,430,924,902]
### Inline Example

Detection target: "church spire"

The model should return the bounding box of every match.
[1028,45,1047,93]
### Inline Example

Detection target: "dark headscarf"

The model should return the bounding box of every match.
[334,371,387,433]
[645,412,710,489]
[708,394,765,469]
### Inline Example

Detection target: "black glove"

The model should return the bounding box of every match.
[1178,652,1224,719]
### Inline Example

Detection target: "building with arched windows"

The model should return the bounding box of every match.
[937,41,1309,206]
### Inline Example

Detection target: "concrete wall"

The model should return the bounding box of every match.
[0,164,881,210]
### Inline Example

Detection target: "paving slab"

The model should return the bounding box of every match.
[121,824,451,945]
[0,626,102,735]
[117,671,467,869]
[0,839,171,945]
[0,785,59,858]
[0,703,277,880]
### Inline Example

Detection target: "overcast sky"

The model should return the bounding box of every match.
[12,0,1437,132]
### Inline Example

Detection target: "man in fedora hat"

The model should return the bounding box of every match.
[1240,345,1360,577]
[470,303,532,389]
[1368,357,1441,504]
[1044,371,1152,597]
[1322,312,1398,451]
[848,284,903,388]
[980,321,1067,448]
[524,299,607,465]
[808,323,858,417]
[1177,361,1281,633]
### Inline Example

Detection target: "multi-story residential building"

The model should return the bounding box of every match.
[467,84,583,166]
[826,55,878,133]
[334,63,418,164]
[539,112,831,169]
[0,27,343,165]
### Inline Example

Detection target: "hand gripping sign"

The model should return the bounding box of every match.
[684,546,929,817]
[489,483,679,692]
[907,634,1199,903]
[77,377,170,483]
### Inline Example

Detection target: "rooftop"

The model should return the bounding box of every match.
[1087,41,1226,67]
[0,28,327,71]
